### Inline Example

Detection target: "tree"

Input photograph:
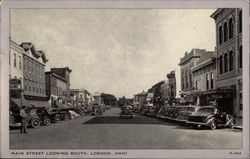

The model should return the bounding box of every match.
[100,93,117,106]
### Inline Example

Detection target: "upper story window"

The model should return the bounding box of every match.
[219,55,223,74]
[229,50,234,71]
[13,53,16,67]
[219,26,223,45]
[224,53,228,72]
[210,72,214,89]
[223,22,228,42]
[229,18,234,39]
[239,10,242,33]
[239,45,242,68]
[206,74,209,90]
[19,56,22,70]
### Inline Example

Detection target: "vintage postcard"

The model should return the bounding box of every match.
[0,0,249,158]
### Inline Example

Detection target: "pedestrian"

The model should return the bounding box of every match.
[19,105,28,134]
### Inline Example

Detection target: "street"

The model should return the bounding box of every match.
[10,108,242,149]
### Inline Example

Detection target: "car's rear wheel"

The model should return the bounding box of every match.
[43,118,51,126]
[30,118,41,128]
[210,121,217,130]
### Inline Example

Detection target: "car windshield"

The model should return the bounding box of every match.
[182,107,195,112]
[197,107,215,113]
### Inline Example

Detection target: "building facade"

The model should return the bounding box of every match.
[191,52,216,105]
[70,89,91,106]
[179,48,214,104]
[160,71,176,105]
[211,8,242,117]
[133,91,147,106]
[10,40,24,87]
[50,67,72,97]
[19,42,48,100]
[45,71,68,106]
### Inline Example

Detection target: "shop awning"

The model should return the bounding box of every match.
[202,88,235,95]
[10,98,33,108]
[28,100,50,108]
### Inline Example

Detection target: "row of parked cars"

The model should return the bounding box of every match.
[9,104,112,129]
[133,105,235,130]
[10,106,87,129]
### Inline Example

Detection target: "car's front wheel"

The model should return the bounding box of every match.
[210,121,217,130]
[30,118,41,128]
[43,118,51,126]
[54,116,61,123]
[64,114,70,120]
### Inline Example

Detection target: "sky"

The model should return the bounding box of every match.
[11,9,216,98]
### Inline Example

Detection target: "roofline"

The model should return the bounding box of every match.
[210,8,223,19]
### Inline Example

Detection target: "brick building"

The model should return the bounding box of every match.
[191,52,216,105]
[10,40,24,87]
[179,48,214,104]
[160,71,176,105]
[50,67,72,97]
[19,42,48,101]
[211,8,242,117]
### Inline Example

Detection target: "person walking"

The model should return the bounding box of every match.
[19,106,28,134]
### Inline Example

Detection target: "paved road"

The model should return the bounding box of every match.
[10,108,242,149]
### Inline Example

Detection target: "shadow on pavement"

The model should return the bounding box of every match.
[83,115,180,126]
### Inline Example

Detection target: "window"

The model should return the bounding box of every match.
[229,51,234,71]
[229,18,234,39]
[13,53,16,67]
[219,26,223,44]
[210,72,214,89]
[19,56,21,70]
[29,86,31,92]
[23,57,26,70]
[206,74,209,90]
[195,81,198,90]
[239,10,242,33]
[223,22,228,42]
[24,85,27,91]
[224,53,228,72]
[219,55,223,74]
[239,46,242,68]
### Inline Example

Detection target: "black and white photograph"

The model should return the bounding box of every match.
[0,0,249,158]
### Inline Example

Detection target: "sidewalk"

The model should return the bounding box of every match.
[234,117,242,130]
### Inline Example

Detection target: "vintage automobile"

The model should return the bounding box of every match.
[120,106,133,119]
[9,107,42,128]
[91,104,103,116]
[162,106,175,119]
[140,107,149,115]
[168,106,184,120]
[32,107,61,125]
[175,105,200,122]
[49,108,71,120]
[155,106,166,118]
[186,106,235,130]
[146,106,157,116]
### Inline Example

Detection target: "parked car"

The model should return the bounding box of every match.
[120,106,133,119]
[156,106,165,118]
[91,104,103,116]
[9,107,42,128]
[175,105,199,122]
[33,107,61,125]
[168,106,184,120]
[163,106,175,119]
[140,106,149,115]
[186,106,235,130]
[147,106,157,116]
[49,108,71,120]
